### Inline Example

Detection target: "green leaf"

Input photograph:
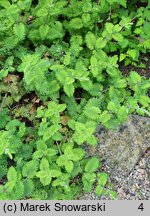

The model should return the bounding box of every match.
[95,185,103,196]
[0,69,8,79]
[86,135,98,146]
[107,68,120,77]
[118,106,128,122]
[45,102,66,117]
[85,32,96,50]
[64,52,71,66]
[36,107,44,118]
[143,22,150,35]
[64,84,75,97]
[5,166,17,192]
[127,49,139,60]
[90,55,98,77]
[97,172,109,186]
[109,190,117,199]
[36,158,61,186]
[13,23,26,41]
[112,33,123,42]
[18,0,32,11]
[119,53,126,61]
[85,157,100,173]
[118,0,127,8]
[24,179,35,197]
[107,101,118,113]
[100,111,111,123]
[37,166,61,186]
[46,148,58,157]
[57,145,85,173]
[42,124,61,141]
[48,80,60,94]
[40,158,49,171]
[141,82,150,90]
[37,8,48,16]
[0,109,10,129]
[138,95,150,107]
[115,79,127,88]
[56,155,67,167]
[64,145,85,161]
[73,121,96,145]
[33,150,44,159]
[39,25,49,40]
[113,24,122,32]
[129,71,141,83]
[7,166,17,182]
[82,172,96,192]
[52,174,70,188]
[107,0,126,7]
[65,160,74,173]
[84,106,101,120]
[50,169,61,178]
[105,22,114,33]
[36,171,52,186]
[69,18,83,29]
[0,0,11,8]
[22,160,38,178]
[96,37,107,49]
[71,162,82,178]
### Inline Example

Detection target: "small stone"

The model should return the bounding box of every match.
[131,185,137,193]
[138,169,145,175]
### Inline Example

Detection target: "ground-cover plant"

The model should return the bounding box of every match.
[0,0,150,200]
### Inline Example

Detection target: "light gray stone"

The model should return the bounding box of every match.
[80,115,150,200]
[85,114,150,179]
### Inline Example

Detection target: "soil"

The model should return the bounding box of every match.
[119,56,150,78]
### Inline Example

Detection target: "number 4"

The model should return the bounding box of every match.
[138,203,144,211]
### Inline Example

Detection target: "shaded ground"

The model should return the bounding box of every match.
[119,53,150,78]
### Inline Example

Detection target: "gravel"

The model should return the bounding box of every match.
[80,151,150,200]
[115,151,150,200]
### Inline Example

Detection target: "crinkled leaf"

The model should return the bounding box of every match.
[85,157,100,173]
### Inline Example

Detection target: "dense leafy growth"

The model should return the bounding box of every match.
[0,0,149,200]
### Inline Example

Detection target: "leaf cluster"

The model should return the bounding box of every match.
[0,0,149,200]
